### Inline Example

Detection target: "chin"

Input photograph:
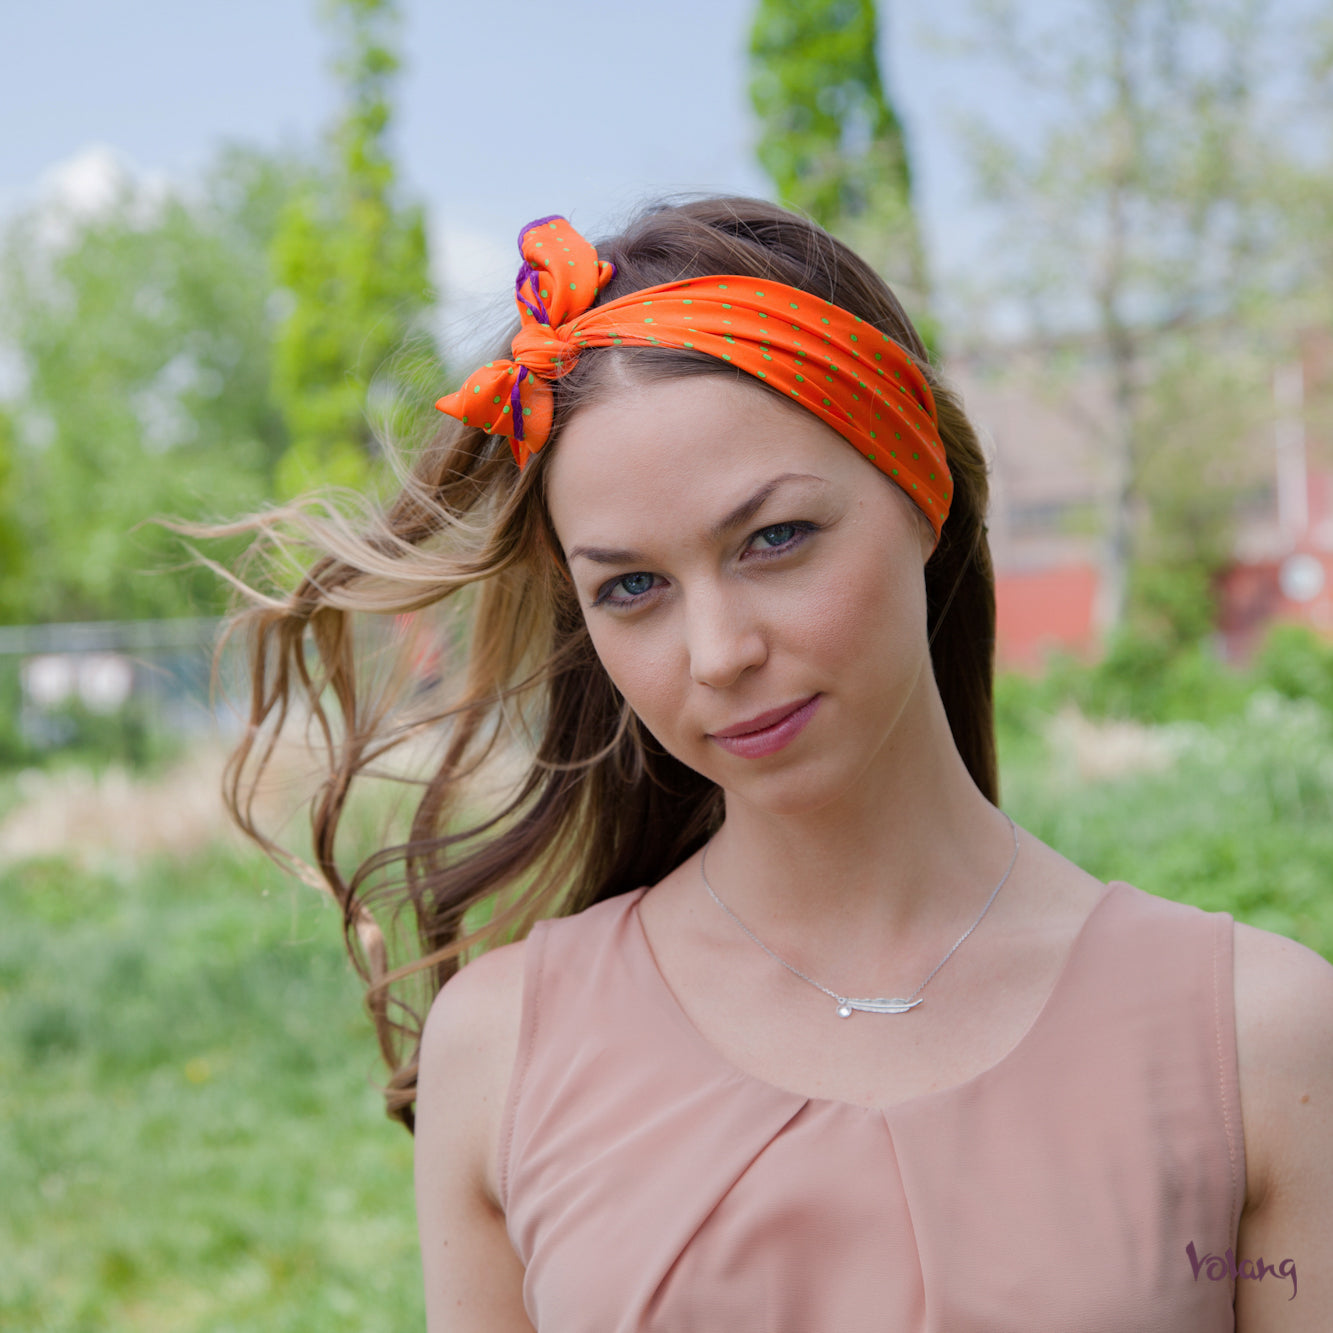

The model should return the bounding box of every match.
[712,753,860,820]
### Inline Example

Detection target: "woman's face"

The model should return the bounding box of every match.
[543,372,938,817]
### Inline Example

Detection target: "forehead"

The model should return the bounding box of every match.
[543,374,863,541]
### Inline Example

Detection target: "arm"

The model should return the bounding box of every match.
[415,940,536,1333]
[1233,921,1333,1331]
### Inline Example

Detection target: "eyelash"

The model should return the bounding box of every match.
[591,521,820,608]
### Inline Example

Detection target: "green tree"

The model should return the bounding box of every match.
[951,0,1299,635]
[0,407,24,620]
[749,0,929,319]
[0,148,296,621]
[270,0,434,496]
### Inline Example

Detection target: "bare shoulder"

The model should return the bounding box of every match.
[415,937,534,1332]
[1232,922,1333,1121]
[1232,921,1333,1326]
[418,936,529,1212]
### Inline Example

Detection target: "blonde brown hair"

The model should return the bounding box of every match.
[216,196,996,1131]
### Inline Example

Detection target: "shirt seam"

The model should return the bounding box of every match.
[1212,910,1244,1256]
[498,917,546,1216]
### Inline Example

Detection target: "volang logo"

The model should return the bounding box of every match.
[1186,1241,1297,1301]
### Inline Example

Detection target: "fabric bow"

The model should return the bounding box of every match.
[434,215,616,467]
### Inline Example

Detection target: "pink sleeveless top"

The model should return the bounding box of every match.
[497,880,1245,1331]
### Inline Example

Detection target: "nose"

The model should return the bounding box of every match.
[685,582,768,689]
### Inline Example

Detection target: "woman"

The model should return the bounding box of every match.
[225,199,1331,1331]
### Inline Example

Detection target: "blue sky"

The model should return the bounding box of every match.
[1,0,993,343]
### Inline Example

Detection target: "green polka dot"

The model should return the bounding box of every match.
[682,299,693,305]
[894,431,901,439]
[789,302,798,309]
[461,415,468,424]
[492,395,502,404]
[929,473,936,480]
[912,482,918,490]
[684,341,694,348]
[485,361,494,368]
[483,421,492,430]
[758,312,768,319]
[821,317,830,325]
[757,370,767,378]
[569,283,577,291]
[869,430,876,439]
[892,468,899,475]
[523,407,531,416]
[541,289,549,299]
[762,353,772,361]
[875,353,882,360]
[868,453,875,462]
[472,385,480,394]
[722,354,732,361]
[502,404,511,414]
[754,290,765,297]
[822,397,831,406]
[850,334,858,343]
[913,452,920,460]
[796,374,804,382]
[717,283,729,289]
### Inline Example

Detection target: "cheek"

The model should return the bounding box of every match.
[793,541,928,683]
[585,622,682,718]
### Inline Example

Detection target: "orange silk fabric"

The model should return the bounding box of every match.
[434,216,952,535]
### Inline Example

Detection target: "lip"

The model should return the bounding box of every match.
[707,694,821,759]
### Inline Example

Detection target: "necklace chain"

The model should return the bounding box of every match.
[698,812,1021,1017]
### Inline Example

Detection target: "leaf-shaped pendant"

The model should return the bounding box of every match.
[835,996,924,1017]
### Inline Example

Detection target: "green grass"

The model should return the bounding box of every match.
[998,690,1333,960]
[4,688,1331,1330]
[1,845,423,1332]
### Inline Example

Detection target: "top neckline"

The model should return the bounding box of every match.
[627,878,1124,1116]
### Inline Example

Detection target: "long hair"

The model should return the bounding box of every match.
[214,196,996,1131]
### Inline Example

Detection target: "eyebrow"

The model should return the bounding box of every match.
[564,472,827,567]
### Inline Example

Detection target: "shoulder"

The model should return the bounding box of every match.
[1231,919,1333,1213]
[418,936,531,1213]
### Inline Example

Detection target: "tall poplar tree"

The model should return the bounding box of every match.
[270,0,434,495]
[749,0,928,319]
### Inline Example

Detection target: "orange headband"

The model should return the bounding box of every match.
[435,215,952,535]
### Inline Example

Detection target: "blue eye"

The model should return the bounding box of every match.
[594,571,658,606]
[619,572,654,597]
[752,523,799,550]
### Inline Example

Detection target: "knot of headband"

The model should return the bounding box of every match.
[434,214,953,535]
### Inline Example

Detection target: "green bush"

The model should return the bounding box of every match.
[999,690,1333,960]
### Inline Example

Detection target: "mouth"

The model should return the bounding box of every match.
[707,694,821,758]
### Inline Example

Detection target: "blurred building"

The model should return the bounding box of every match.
[952,328,1333,671]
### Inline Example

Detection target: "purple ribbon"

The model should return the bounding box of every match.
[510,366,529,442]
[514,214,564,327]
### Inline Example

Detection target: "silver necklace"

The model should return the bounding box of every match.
[698,812,1020,1018]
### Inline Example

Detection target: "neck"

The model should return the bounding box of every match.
[700,677,1013,980]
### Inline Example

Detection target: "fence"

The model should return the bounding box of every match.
[0,617,234,753]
